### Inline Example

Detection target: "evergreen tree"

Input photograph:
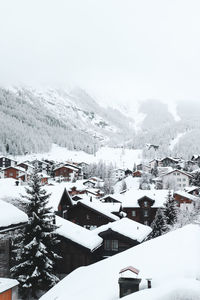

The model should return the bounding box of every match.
[121,180,127,192]
[163,190,178,228]
[11,170,60,299]
[149,208,167,239]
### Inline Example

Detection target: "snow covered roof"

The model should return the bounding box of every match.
[120,189,172,208]
[45,185,74,211]
[160,169,193,178]
[184,186,199,193]
[0,278,19,293]
[174,190,200,202]
[55,216,102,251]
[77,199,120,221]
[0,200,28,229]
[40,224,200,300]
[2,166,26,172]
[93,218,152,243]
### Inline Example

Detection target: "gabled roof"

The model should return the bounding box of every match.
[160,169,193,178]
[76,200,120,221]
[0,156,17,162]
[174,190,200,202]
[2,166,26,172]
[93,218,152,243]
[55,216,103,252]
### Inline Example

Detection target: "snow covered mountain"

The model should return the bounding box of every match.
[0,85,200,158]
[0,86,135,155]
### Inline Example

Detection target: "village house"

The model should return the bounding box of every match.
[112,169,125,181]
[159,169,192,190]
[1,166,26,180]
[0,157,17,169]
[30,159,51,174]
[55,216,102,275]
[158,157,180,168]
[174,190,199,211]
[93,218,152,258]
[65,198,120,230]
[54,163,83,182]
[17,162,35,173]
[119,189,172,226]
[0,200,28,277]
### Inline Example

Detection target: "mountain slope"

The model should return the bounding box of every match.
[0,86,135,155]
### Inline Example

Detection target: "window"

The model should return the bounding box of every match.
[9,172,13,176]
[183,184,186,187]
[183,178,186,182]
[86,214,90,220]
[131,210,136,217]
[144,201,148,207]
[144,209,148,217]
[104,240,118,251]
[177,172,180,176]
[144,220,149,225]
[177,178,181,182]
[178,184,182,187]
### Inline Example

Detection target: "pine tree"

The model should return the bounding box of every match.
[11,170,60,299]
[163,190,178,228]
[149,208,167,239]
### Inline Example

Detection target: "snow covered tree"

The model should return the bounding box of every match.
[163,190,178,228]
[11,170,60,299]
[121,180,127,192]
[149,208,167,239]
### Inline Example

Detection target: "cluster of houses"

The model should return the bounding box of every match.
[0,153,200,298]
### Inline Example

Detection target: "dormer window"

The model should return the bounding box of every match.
[144,201,148,207]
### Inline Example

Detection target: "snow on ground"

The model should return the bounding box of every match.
[13,144,142,169]
[169,132,186,151]
[124,278,200,300]
[40,224,200,300]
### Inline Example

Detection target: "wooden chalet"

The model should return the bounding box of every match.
[93,218,152,257]
[174,191,199,210]
[123,196,157,226]
[55,216,102,275]
[65,199,120,229]
[2,166,26,180]
[120,189,172,226]
[54,164,82,182]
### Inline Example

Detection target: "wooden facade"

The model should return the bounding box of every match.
[3,167,25,180]
[56,236,101,275]
[98,229,139,257]
[123,196,157,226]
[66,202,117,229]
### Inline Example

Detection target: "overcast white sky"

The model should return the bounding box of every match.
[0,0,200,105]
